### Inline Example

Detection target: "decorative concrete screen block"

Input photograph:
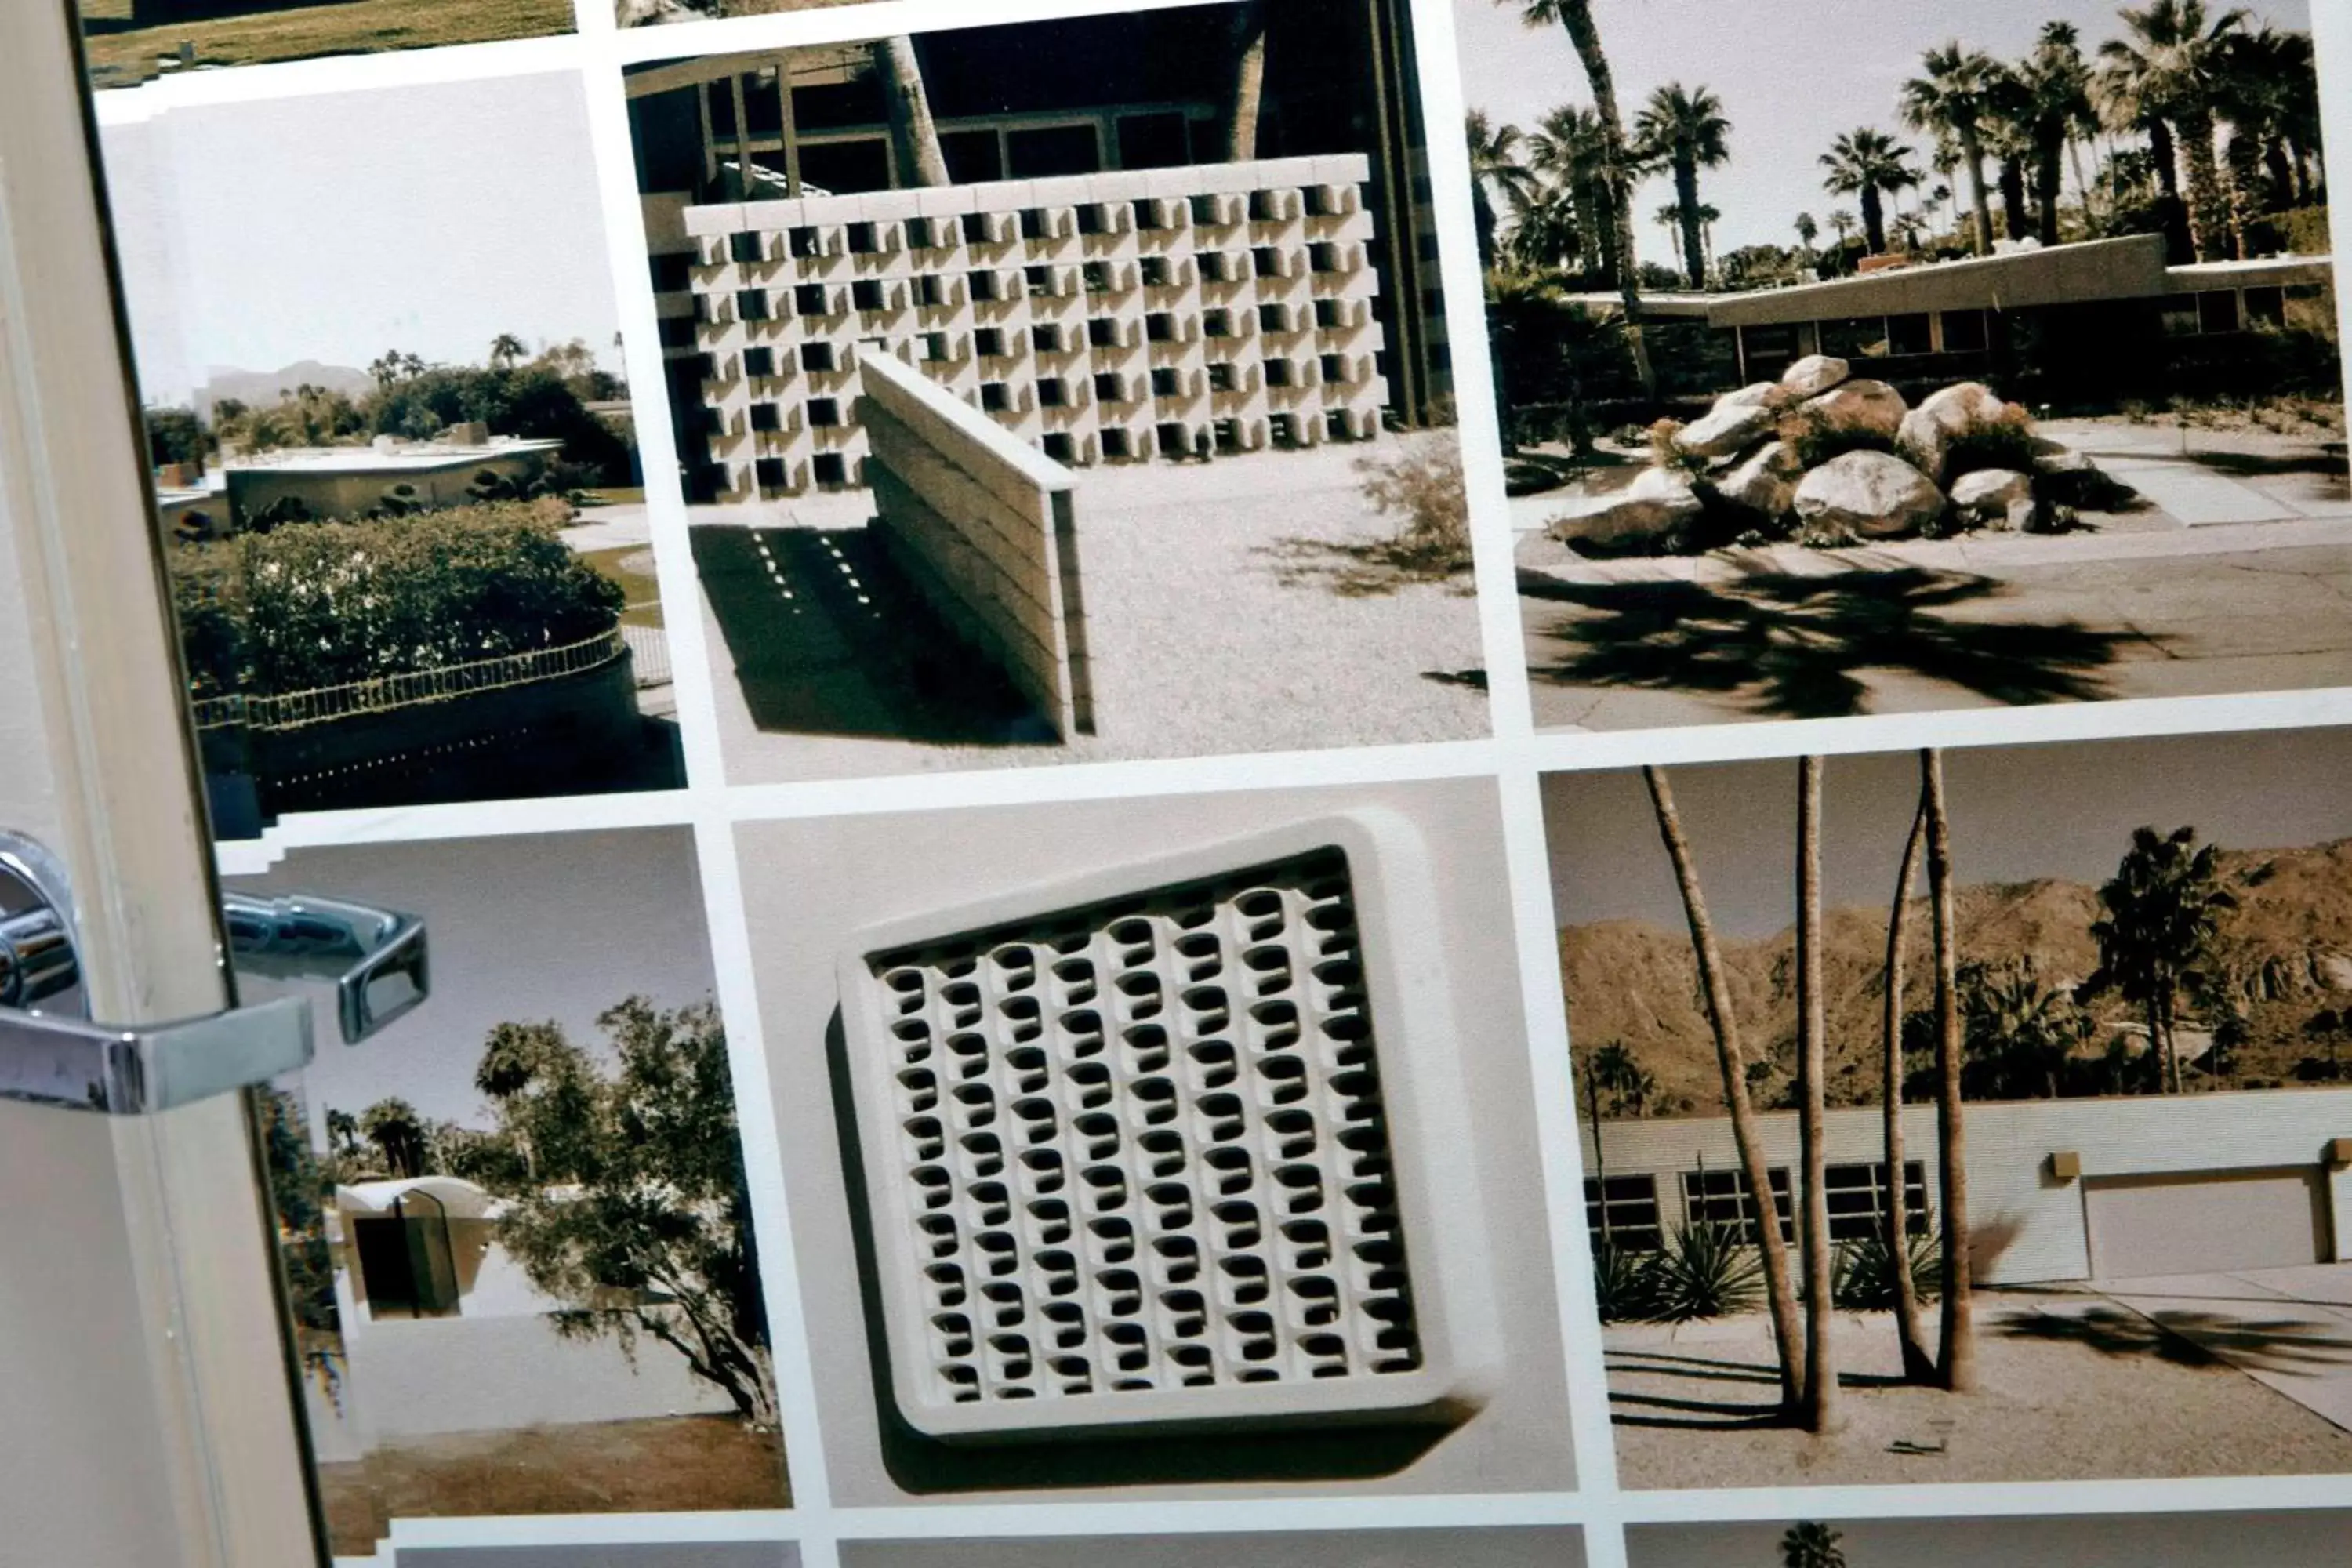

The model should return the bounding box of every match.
[684,155,1388,500]
[837,811,1494,1443]
[858,349,1092,740]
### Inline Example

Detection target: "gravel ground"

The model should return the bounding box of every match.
[695,444,1491,782]
[1609,1290,2352,1489]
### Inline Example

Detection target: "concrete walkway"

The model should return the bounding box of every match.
[2097,1265,2352,1434]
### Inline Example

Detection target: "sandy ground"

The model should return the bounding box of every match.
[321,1414,786,1558]
[1608,1290,2352,1490]
[694,443,1491,782]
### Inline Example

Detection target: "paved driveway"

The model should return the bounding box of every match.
[2097,1263,2352,1432]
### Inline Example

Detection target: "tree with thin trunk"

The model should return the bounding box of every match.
[1514,1,1656,397]
[873,35,949,189]
[1921,750,1976,1393]
[2077,825,2238,1095]
[1466,112,1536,271]
[1634,82,1730,291]
[1794,757,1838,1432]
[1820,128,1921,256]
[1881,793,1935,1381]
[1642,764,1804,1415]
[2016,26,2096,245]
[1527,104,1617,281]
[1793,210,1818,267]
[2096,1,2249,263]
[1222,1,1272,161]
[1904,42,2004,256]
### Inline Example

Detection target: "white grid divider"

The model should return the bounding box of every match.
[111,0,2352,1559]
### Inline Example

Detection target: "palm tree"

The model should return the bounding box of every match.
[1793,210,1819,263]
[873,35,949,187]
[1980,65,2037,242]
[1879,793,1934,1381]
[2016,27,2097,244]
[1827,208,1857,263]
[1794,757,1838,1432]
[488,332,527,370]
[1513,0,1657,397]
[1222,0,1272,160]
[2078,825,2238,1094]
[1466,112,1536,270]
[1780,1523,1848,1568]
[1592,1039,1656,1117]
[1527,104,1617,279]
[325,1107,361,1160]
[358,1097,429,1180]
[2096,1,2249,263]
[1634,82,1731,290]
[1820,128,1920,255]
[1921,750,1976,1393]
[1642,764,1804,1416]
[2215,24,2307,255]
[1904,42,2004,255]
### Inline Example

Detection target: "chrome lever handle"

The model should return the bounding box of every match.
[0,830,429,1115]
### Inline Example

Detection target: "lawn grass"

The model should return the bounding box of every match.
[579,543,664,629]
[79,0,574,85]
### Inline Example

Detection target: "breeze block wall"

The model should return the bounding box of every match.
[858,350,1093,742]
[681,154,1388,499]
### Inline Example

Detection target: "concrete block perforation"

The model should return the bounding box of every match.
[866,848,1424,1419]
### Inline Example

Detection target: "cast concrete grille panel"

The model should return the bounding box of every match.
[681,155,1388,500]
[839,814,1490,1442]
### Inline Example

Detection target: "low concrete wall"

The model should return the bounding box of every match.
[1581,1085,2352,1285]
[857,349,1094,739]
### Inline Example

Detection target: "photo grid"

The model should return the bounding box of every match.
[72,0,2352,1564]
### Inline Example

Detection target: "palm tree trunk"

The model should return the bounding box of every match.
[1959,126,1995,255]
[2035,134,2064,245]
[1578,180,1608,280]
[1221,1,1271,162]
[2069,135,2096,234]
[1998,157,2030,241]
[874,36,949,188]
[1551,0,1656,398]
[1674,158,1705,289]
[1795,758,1838,1432]
[2163,988,2185,1094]
[1861,187,1886,256]
[2225,128,2265,259]
[2175,105,2232,263]
[2145,117,2192,262]
[1642,765,1805,1414]
[1882,795,1934,1382]
[1922,750,1976,1394]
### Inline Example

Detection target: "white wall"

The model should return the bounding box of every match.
[1581,1086,2352,1284]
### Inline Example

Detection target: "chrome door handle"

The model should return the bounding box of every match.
[0,830,429,1115]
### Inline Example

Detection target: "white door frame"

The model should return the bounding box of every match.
[0,3,320,1563]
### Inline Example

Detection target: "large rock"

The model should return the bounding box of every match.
[2028,435,2093,476]
[1718,440,1802,520]
[1792,450,1945,539]
[1949,467,2035,529]
[1803,378,1907,437]
[1674,400,1780,459]
[1552,465,1704,549]
[1780,354,1851,398]
[1896,382,2010,481]
[1717,380,1798,414]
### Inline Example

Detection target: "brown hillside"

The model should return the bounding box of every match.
[1562,840,2352,1116]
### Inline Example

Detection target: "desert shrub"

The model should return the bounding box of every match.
[1831,1227,1943,1311]
[170,496,621,698]
[1352,434,1472,577]
[1778,406,1895,470]
[1647,1220,1764,1322]
[1941,405,2043,481]
[1589,1237,1661,1324]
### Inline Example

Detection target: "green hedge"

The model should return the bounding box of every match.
[172,499,623,699]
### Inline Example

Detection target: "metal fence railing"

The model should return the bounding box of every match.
[191,626,630,733]
[619,623,672,689]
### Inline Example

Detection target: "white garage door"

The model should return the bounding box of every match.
[2085,1166,2331,1279]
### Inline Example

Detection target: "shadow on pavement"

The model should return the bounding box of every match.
[693,525,1054,747]
[1523,562,2145,719]
[2001,1301,2352,1377]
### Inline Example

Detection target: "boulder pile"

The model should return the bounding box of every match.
[1555,355,2098,551]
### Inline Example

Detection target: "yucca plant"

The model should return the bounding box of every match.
[1647,1219,1765,1322]
[1831,1226,1944,1311]
[1590,1236,1662,1323]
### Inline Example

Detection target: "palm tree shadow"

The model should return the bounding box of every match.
[2000,1302,2352,1377]
[1523,561,2148,718]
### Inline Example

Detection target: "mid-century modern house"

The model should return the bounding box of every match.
[320,1176,731,1450]
[1582,1087,2352,1286]
[220,427,564,528]
[625,2,1450,500]
[1566,233,2339,404]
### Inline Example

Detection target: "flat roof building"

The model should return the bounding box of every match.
[222,430,564,525]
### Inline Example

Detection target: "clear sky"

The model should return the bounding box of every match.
[1546,725,2352,939]
[100,71,622,405]
[227,829,717,1138]
[1452,0,2316,259]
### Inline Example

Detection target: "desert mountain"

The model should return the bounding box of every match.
[195,361,373,421]
[1563,839,2352,1116]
